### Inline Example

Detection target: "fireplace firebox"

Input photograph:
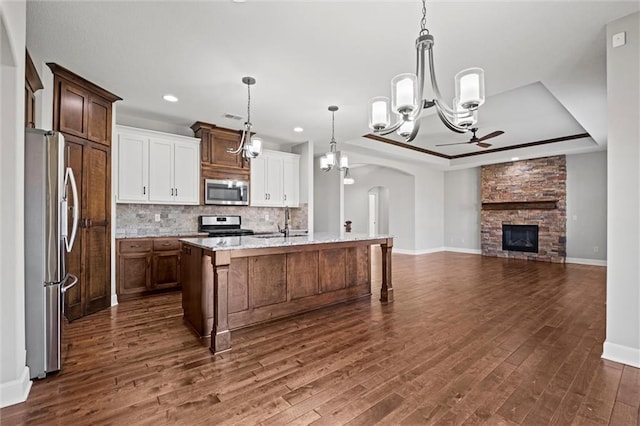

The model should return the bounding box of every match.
[502,224,539,253]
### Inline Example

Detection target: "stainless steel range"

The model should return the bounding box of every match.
[198,215,254,237]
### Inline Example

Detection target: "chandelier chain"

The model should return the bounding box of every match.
[420,0,428,35]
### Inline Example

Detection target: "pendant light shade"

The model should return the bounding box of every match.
[368,96,391,130]
[455,68,485,110]
[391,73,419,115]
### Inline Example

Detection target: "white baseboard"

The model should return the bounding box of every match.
[111,294,119,306]
[0,366,32,408]
[565,257,607,266]
[443,247,482,255]
[602,341,640,368]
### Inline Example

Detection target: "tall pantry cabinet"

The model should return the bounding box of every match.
[48,63,122,321]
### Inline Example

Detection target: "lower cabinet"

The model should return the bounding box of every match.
[116,237,183,300]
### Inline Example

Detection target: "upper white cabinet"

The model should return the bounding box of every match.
[116,126,200,205]
[250,149,300,207]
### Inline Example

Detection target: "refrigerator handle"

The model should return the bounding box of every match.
[61,273,78,294]
[64,167,80,253]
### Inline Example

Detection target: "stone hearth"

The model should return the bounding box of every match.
[481,156,566,263]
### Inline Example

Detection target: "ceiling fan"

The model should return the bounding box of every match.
[435,128,504,149]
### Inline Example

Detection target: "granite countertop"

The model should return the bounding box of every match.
[116,231,209,239]
[179,232,392,251]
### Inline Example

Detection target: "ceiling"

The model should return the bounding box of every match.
[26,1,639,169]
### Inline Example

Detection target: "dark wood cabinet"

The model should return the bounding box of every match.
[25,50,43,128]
[191,121,250,204]
[117,237,184,300]
[50,63,121,321]
[64,134,113,319]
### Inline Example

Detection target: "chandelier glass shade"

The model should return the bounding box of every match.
[228,76,263,160]
[320,106,349,172]
[368,0,486,142]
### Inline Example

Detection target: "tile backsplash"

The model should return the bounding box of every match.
[115,203,308,238]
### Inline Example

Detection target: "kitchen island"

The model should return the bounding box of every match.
[179,233,393,354]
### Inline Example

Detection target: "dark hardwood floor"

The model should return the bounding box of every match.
[2,252,638,425]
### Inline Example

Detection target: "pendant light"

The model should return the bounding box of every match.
[320,106,348,172]
[228,76,262,160]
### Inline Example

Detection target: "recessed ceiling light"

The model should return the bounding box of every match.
[511,157,519,161]
[232,0,246,3]
[163,94,178,102]
[293,127,304,133]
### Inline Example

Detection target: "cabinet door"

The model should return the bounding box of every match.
[118,254,151,296]
[84,144,112,316]
[250,155,268,206]
[173,141,199,204]
[87,94,112,147]
[266,156,284,206]
[282,156,300,207]
[117,133,148,202]
[59,80,88,139]
[64,139,85,321]
[211,131,243,169]
[148,138,174,202]
[152,252,181,289]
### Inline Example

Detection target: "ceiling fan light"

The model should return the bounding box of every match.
[397,119,415,138]
[369,97,390,130]
[391,73,419,115]
[455,68,485,110]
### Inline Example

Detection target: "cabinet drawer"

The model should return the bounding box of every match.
[154,239,181,251]
[119,239,153,253]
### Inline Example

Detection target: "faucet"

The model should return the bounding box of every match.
[278,206,290,237]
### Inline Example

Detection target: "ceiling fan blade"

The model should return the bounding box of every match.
[477,130,504,142]
[435,141,474,147]
[476,142,492,148]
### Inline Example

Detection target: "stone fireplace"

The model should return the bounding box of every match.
[481,156,566,263]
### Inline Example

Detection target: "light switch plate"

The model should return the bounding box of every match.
[154,213,161,222]
[613,32,626,48]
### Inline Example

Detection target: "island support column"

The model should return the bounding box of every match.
[380,238,394,303]
[210,250,231,355]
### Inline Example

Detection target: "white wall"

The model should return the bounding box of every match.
[344,165,415,251]
[444,168,481,253]
[604,12,640,368]
[566,151,607,264]
[0,0,32,407]
[313,157,341,233]
[334,150,446,253]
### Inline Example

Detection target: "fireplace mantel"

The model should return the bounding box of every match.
[481,200,558,210]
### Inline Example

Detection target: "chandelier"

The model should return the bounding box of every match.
[320,106,349,172]
[368,0,485,142]
[228,76,262,160]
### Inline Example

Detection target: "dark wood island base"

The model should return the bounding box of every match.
[180,235,393,354]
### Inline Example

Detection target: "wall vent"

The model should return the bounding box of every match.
[222,113,243,121]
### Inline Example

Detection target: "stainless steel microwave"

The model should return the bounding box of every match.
[204,179,249,205]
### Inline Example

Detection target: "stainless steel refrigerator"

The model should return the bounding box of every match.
[25,128,79,379]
